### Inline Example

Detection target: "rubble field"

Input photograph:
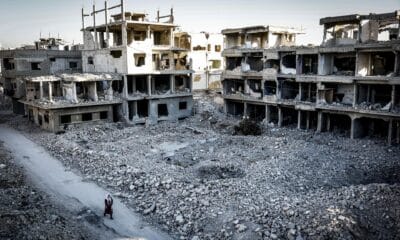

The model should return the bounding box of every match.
[2,92,400,240]
[0,141,100,240]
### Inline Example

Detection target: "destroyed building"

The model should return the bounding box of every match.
[81,0,194,125]
[174,32,224,90]
[0,38,83,114]
[0,1,194,132]
[221,10,400,144]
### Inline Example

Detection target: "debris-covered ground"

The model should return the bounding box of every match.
[0,141,97,240]
[2,92,400,240]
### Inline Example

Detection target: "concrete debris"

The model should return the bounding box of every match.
[2,92,400,240]
[0,141,96,239]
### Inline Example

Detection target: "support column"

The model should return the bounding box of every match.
[353,83,358,107]
[391,85,396,107]
[244,102,248,118]
[93,4,98,49]
[306,111,310,130]
[326,114,331,132]
[244,79,249,95]
[308,83,312,101]
[133,101,138,119]
[122,101,129,121]
[147,26,151,39]
[122,75,128,98]
[367,85,371,103]
[105,1,110,48]
[317,112,324,132]
[223,99,228,115]
[351,117,364,139]
[388,119,393,145]
[48,82,53,102]
[297,111,301,129]
[265,105,271,123]
[39,81,44,99]
[147,75,152,95]
[299,83,303,101]
[278,107,283,127]
[121,0,128,46]
[170,75,175,93]
[131,76,136,93]
[397,121,400,144]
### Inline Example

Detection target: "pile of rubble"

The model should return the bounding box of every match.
[0,141,97,240]
[3,92,400,240]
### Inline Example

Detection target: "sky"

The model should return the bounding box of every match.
[0,0,399,48]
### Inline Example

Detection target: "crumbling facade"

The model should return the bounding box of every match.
[222,11,400,144]
[174,32,224,90]
[0,38,83,114]
[81,0,193,125]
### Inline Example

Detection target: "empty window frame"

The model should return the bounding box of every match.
[31,62,41,70]
[60,115,72,124]
[87,56,94,65]
[134,54,146,67]
[158,104,168,117]
[179,102,187,110]
[82,113,93,121]
[110,50,122,58]
[69,61,78,69]
[100,111,108,119]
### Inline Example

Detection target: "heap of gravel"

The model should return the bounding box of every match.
[0,141,98,240]
[3,93,400,240]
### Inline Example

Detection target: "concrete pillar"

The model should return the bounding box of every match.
[297,111,302,129]
[367,85,371,103]
[189,74,193,93]
[170,29,174,47]
[308,83,312,101]
[351,118,364,139]
[397,121,400,144]
[122,101,129,121]
[223,99,228,115]
[244,102,248,118]
[147,26,151,39]
[93,4,98,49]
[132,77,136,93]
[72,82,78,103]
[244,79,249,95]
[170,75,175,93]
[299,83,303,101]
[48,82,53,102]
[170,52,175,70]
[278,107,283,127]
[391,85,396,107]
[147,75,152,96]
[326,115,331,132]
[121,0,128,46]
[265,105,271,123]
[317,112,324,132]
[353,84,358,107]
[388,119,393,145]
[39,81,44,99]
[122,75,128,98]
[306,111,310,130]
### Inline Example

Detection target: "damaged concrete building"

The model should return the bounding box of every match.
[222,10,400,144]
[81,0,193,125]
[174,32,224,90]
[0,0,194,132]
[0,38,83,114]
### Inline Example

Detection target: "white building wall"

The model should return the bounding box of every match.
[187,33,224,90]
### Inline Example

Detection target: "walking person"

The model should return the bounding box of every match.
[104,194,113,219]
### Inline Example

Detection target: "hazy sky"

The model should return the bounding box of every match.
[0,0,399,48]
